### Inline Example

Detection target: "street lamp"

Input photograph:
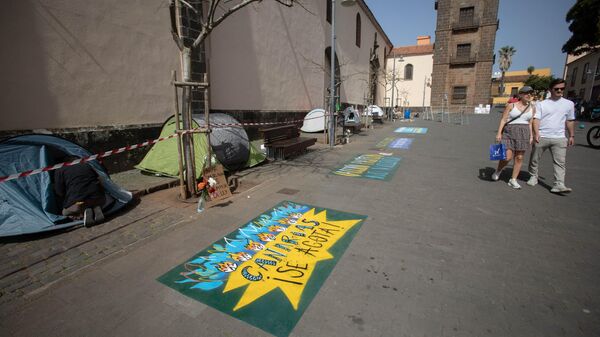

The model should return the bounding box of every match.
[329,0,356,148]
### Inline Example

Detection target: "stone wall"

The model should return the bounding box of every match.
[431,0,499,108]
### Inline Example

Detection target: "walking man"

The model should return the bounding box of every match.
[527,79,575,193]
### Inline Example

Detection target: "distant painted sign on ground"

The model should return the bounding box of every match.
[332,154,401,181]
[388,138,414,149]
[375,137,395,148]
[394,127,428,134]
[158,201,367,337]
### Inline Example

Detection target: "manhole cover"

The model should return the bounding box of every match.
[276,188,300,195]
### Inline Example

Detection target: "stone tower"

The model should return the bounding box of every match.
[430,0,499,109]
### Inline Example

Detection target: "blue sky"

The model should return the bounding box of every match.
[365,0,576,77]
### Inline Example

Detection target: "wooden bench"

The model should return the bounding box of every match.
[260,124,316,160]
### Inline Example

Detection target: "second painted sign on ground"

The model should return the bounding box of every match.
[394,127,428,134]
[332,153,402,181]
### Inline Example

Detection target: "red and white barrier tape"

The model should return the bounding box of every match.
[0,132,183,184]
[0,116,329,183]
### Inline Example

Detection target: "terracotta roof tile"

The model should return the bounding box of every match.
[391,44,434,56]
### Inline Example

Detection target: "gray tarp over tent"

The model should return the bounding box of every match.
[136,113,265,177]
[0,135,133,237]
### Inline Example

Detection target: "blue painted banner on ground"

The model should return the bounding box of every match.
[388,138,414,150]
[394,127,428,134]
[158,201,367,337]
[388,138,414,149]
[332,154,402,181]
[375,137,395,148]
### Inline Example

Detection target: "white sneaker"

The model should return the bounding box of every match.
[508,179,521,189]
[550,184,572,194]
[491,171,501,181]
[526,176,538,186]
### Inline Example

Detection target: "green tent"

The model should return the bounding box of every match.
[136,116,265,178]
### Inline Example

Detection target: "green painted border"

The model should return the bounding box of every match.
[158,201,367,337]
[330,154,402,181]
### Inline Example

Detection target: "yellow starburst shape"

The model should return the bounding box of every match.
[223,208,362,311]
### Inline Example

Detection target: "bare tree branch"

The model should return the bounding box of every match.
[193,0,259,48]
[274,0,295,7]
[188,0,299,49]
[179,0,199,14]
[290,0,315,15]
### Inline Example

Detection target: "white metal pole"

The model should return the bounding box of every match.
[390,51,396,121]
[422,76,427,109]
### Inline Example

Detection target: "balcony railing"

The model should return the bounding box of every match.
[450,53,477,65]
[452,18,480,31]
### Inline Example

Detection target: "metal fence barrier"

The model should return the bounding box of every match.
[422,105,478,125]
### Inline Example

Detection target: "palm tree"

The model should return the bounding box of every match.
[498,46,516,95]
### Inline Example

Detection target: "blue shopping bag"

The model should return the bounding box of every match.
[489,143,506,161]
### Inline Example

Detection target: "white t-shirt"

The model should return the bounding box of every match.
[534,98,575,138]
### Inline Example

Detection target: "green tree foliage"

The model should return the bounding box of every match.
[498,46,516,95]
[527,65,535,75]
[524,74,556,96]
[498,46,517,72]
[562,0,600,55]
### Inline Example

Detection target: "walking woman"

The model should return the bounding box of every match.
[492,86,536,189]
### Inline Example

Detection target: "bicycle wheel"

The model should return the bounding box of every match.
[587,126,600,148]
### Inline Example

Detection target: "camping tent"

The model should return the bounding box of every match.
[0,134,133,237]
[136,114,265,178]
[301,109,326,132]
[342,107,361,125]
[365,105,384,117]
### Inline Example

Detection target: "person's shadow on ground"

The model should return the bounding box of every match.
[477,167,555,192]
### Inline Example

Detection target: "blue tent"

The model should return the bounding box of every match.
[0,134,133,237]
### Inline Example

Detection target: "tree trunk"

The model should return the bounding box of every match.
[500,70,506,96]
[181,47,197,195]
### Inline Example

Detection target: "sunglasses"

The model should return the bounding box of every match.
[553,87,565,91]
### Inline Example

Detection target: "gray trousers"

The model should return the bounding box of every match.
[528,137,568,185]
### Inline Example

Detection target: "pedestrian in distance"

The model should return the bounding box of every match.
[54,156,106,227]
[527,79,575,193]
[507,94,520,104]
[492,86,536,189]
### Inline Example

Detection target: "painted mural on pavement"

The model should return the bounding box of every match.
[394,127,428,134]
[158,201,367,337]
[331,154,401,181]
[388,138,414,149]
[375,137,395,148]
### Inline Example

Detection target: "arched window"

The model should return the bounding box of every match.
[355,13,361,47]
[404,64,413,80]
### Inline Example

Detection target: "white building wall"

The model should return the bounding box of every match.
[1,0,391,131]
[564,51,600,102]
[385,53,433,108]
[0,0,179,131]
[209,1,391,111]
